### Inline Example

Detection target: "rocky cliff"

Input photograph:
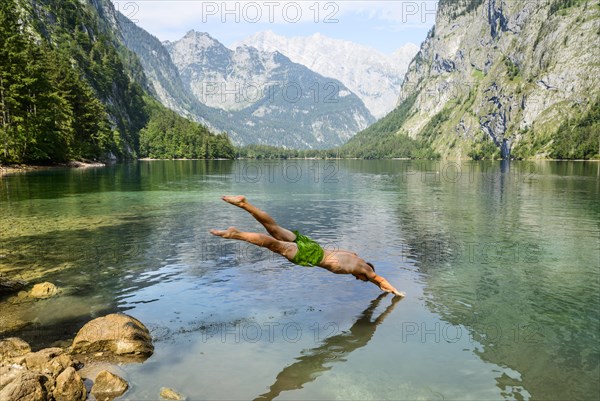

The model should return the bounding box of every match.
[380,0,600,159]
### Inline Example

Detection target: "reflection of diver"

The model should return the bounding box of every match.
[254,293,402,401]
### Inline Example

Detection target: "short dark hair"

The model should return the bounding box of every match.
[366,262,375,272]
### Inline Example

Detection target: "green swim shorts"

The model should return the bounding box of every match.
[291,230,324,267]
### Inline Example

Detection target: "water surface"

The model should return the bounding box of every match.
[1,160,598,400]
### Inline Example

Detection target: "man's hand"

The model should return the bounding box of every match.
[373,276,406,298]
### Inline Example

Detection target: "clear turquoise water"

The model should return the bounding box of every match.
[1,160,598,400]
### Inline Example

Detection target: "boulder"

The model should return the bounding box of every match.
[76,361,126,382]
[44,354,75,378]
[0,365,23,391]
[160,387,186,400]
[53,367,86,401]
[91,370,129,401]
[77,361,126,396]
[29,282,59,299]
[24,348,64,373]
[0,337,31,361]
[71,313,153,357]
[0,370,48,401]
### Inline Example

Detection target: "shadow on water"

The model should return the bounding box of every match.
[254,293,402,401]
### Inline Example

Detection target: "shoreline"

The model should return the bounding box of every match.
[0,161,106,177]
[2,158,598,177]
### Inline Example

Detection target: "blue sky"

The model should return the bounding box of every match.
[112,1,438,54]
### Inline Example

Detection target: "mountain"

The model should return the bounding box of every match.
[115,12,198,118]
[114,13,236,132]
[0,0,235,163]
[115,23,375,149]
[343,0,600,160]
[234,31,420,119]
[161,30,375,148]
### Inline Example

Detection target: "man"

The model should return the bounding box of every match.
[210,196,405,297]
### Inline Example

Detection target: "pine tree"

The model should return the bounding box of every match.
[0,0,29,162]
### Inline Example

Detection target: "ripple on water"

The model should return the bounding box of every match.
[1,160,598,400]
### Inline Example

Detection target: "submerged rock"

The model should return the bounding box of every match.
[71,313,153,358]
[53,366,86,401]
[160,387,186,400]
[91,370,129,401]
[29,282,60,299]
[0,337,31,361]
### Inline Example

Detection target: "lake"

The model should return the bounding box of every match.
[1,160,598,400]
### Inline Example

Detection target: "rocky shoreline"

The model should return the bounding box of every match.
[0,278,185,401]
[0,314,185,401]
[0,161,106,177]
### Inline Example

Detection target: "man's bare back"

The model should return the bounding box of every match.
[211,196,405,298]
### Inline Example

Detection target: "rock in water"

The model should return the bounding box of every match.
[0,337,31,361]
[53,367,86,401]
[160,387,186,400]
[0,370,47,401]
[91,370,129,401]
[29,282,59,299]
[71,313,153,357]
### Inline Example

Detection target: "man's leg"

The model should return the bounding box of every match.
[221,196,296,242]
[210,227,297,261]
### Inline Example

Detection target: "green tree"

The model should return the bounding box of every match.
[139,104,235,159]
[0,0,29,162]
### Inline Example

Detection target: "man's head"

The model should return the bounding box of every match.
[354,262,375,281]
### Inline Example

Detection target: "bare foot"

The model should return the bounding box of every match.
[393,291,406,299]
[222,195,246,207]
[210,227,240,239]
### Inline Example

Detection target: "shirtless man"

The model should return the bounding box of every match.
[210,196,405,297]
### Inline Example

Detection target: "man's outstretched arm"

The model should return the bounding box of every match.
[367,272,405,298]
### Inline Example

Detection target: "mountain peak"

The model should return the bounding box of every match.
[184,29,210,37]
[173,29,225,52]
[234,31,419,118]
[181,30,219,47]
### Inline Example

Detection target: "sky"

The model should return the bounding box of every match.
[111,0,438,54]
